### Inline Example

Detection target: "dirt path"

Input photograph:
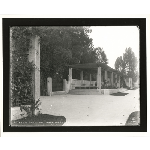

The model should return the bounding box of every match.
[41,89,140,126]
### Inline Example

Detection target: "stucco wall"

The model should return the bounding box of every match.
[11,107,28,121]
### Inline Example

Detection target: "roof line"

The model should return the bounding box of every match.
[66,63,128,77]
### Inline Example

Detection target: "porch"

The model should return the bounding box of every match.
[64,63,132,95]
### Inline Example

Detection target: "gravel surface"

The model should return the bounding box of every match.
[40,89,140,126]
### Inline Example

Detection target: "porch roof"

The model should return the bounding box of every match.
[67,62,127,77]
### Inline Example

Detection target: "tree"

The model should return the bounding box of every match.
[11,26,109,97]
[123,48,138,81]
[114,47,138,82]
[115,56,126,74]
[11,26,97,96]
[94,47,108,64]
[39,26,94,83]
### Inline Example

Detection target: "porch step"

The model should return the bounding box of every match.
[75,86,98,89]
[52,91,66,95]
[68,89,101,95]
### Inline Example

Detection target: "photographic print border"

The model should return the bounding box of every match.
[3,18,147,132]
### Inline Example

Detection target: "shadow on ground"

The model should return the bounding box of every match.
[11,114,66,126]
[125,111,140,126]
[129,87,139,90]
[110,92,129,96]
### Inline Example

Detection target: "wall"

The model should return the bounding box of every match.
[11,107,28,121]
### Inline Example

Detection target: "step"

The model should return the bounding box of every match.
[52,91,66,95]
[70,89,99,92]
[75,86,98,89]
[68,89,101,95]
[68,92,101,95]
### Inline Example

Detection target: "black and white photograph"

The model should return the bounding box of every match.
[9,25,140,126]
[0,0,149,147]
[2,18,147,132]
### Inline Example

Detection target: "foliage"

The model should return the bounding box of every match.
[10,27,43,116]
[10,27,35,107]
[11,26,109,98]
[20,98,41,116]
[94,47,108,64]
[40,26,94,75]
[37,26,109,95]
[115,56,125,73]
[123,48,138,80]
[114,47,138,82]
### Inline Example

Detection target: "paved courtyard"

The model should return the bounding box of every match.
[40,89,140,126]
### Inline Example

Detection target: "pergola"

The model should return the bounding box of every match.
[67,62,130,90]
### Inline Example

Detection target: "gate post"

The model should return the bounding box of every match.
[63,79,67,92]
[28,35,40,115]
[97,67,101,92]
[47,77,52,96]
[69,68,72,90]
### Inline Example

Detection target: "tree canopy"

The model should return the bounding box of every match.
[94,47,108,64]
[11,26,109,96]
[115,47,138,82]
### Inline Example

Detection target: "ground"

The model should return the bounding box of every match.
[41,89,140,126]
[11,114,66,126]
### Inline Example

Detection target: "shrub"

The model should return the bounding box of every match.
[10,27,41,115]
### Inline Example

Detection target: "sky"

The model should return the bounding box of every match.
[88,26,139,69]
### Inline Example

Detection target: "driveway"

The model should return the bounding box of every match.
[40,89,140,126]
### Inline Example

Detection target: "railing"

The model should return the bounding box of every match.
[71,79,96,89]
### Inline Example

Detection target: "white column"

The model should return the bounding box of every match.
[69,68,72,90]
[129,78,130,87]
[111,72,113,87]
[28,35,40,115]
[105,70,107,80]
[63,79,67,92]
[97,67,101,90]
[129,78,132,89]
[47,77,52,96]
[97,73,99,87]
[118,76,120,88]
[115,74,117,87]
[115,74,117,83]
[130,78,132,89]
